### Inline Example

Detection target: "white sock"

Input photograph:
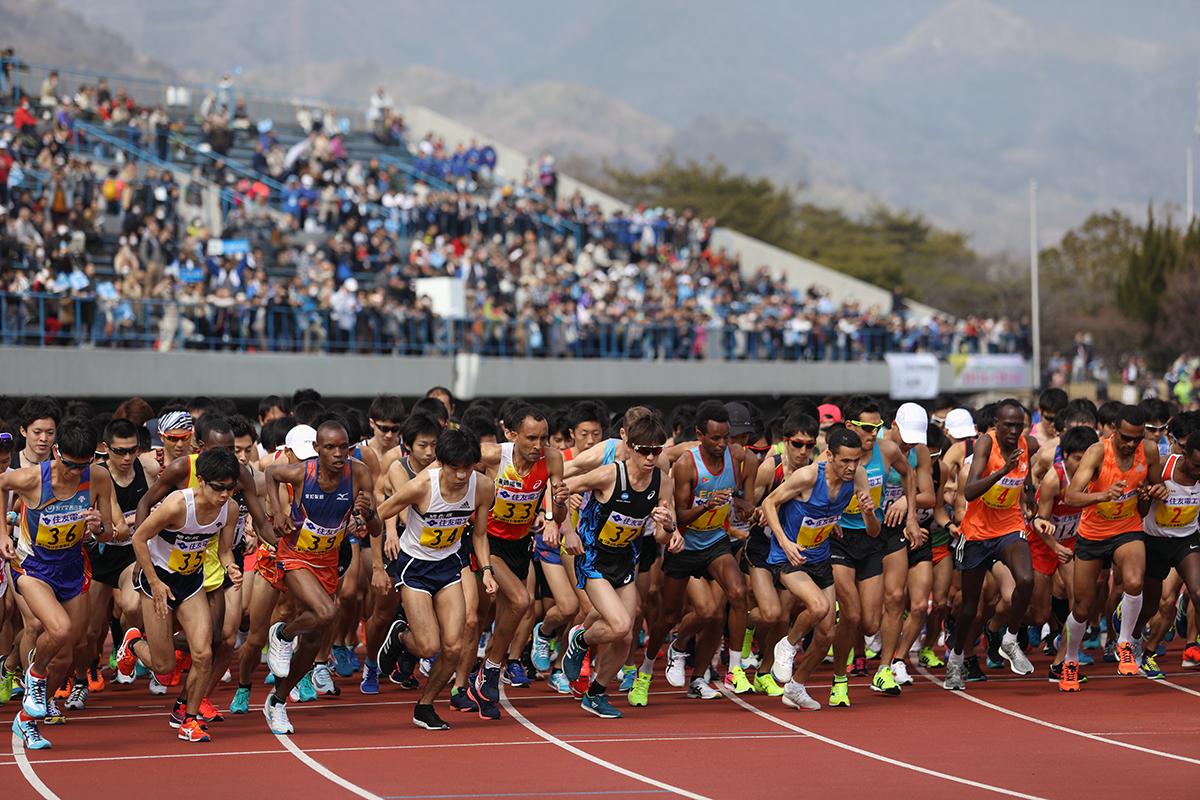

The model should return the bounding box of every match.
[1001,630,1017,647]
[728,648,741,672]
[948,650,965,668]
[1065,613,1087,662]
[1118,593,1143,644]
[484,659,502,671]
[640,656,656,674]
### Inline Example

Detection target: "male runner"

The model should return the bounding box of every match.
[561,412,680,717]
[117,448,241,742]
[14,398,60,468]
[375,429,496,729]
[1,416,118,749]
[263,419,380,734]
[1059,404,1165,690]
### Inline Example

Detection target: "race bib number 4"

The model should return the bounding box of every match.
[420,524,466,549]
[982,476,1023,509]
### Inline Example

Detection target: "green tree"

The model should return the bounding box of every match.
[1118,208,1180,333]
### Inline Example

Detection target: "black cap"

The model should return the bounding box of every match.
[724,402,753,437]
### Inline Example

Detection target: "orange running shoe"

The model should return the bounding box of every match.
[569,653,591,698]
[1058,660,1080,692]
[198,697,224,724]
[167,651,186,687]
[54,677,73,700]
[177,717,211,743]
[1116,641,1137,676]
[115,627,143,679]
[87,665,106,693]
[1182,643,1200,668]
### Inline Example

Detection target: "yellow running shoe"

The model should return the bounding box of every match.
[829,677,850,707]
[919,646,945,668]
[753,673,785,696]
[724,665,753,694]
[627,671,651,707]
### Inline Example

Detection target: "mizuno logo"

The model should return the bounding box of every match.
[336,493,350,501]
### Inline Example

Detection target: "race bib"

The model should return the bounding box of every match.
[1051,512,1081,542]
[982,476,1023,509]
[598,511,648,548]
[492,489,539,525]
[691,491,730,531]
[845,475,883,514]
[35,511,85,550]
[420,523,467,549]
[295,518,344,554]
[1096,491,1137,521]
[1154,500,1200,529]
[796,515,839,549]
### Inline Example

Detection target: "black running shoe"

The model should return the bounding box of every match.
[965,655,988,682]
[412,702,449,730]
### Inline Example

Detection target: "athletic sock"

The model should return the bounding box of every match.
[587,678,606,697]
[484,659,502,672]
[741,627,755,659]
[1118,593,1143,643]
[728,648,741,672]
[640,656,656,674]
[947,650,964,668]
[238,682,251,691]
[1064,613,1087,662]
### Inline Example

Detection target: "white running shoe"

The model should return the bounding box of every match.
[312,663,337,695]
[64,682,88,711]
[263,695,294,734]
[943,660,966,691]
[782,681,820,711]
[772,636,799,684]
[115,669,134,685]
[999,639,1034,676]
[686,678,721,699]
[268,622,296,678]
[891,660,914,686]
[665,642,688,688]
[148,674,167,695]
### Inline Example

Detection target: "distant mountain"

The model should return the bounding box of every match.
[49,0,1200,251]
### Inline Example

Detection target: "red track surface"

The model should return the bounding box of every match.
[5,642,1200,800]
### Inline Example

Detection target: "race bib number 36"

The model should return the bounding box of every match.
[35,512,84,550]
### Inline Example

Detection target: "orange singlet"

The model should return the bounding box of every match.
[960,431,1029,541]
[1078,438,1146,541]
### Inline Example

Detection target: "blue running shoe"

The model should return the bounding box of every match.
[450,687,478,713]
[502,660,531,688]
[618,665,637,693]
[360,663,380,695]
[1078,650,1095,666]
[22,669,47,719]
[547,670,571,694]
[581,692,622,719]
[230,687,251,714]
[265,672,276,685]
[347,648,361,673]
[297,673,318,702]
[1103,640,1118,663]
[12,714,50,750]
[531,622,552,673]
[332,645,355,678]
[476,696,501,721]
[469,665,501,704]
[562,625,588,682]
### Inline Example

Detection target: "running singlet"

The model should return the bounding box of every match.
[147,489,229,575]
[770,462,855,565]
[107,459,149,549]
[17,461,91,564]
[683,446,735,551]
[487,442,548,541]
[1144,454,1200,539]
[280,460,354,564]
[841,444,883,530]
[748,455,787,553]
[577,462,661,550]
[1039,461,1081,542]
[400,468,477,560]
[1079,438,1146,541]
[960,432,1029,541]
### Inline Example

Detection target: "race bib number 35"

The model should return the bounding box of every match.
[168,549,206,575]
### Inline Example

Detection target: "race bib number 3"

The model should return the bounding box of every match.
[1096,493,1137,521]
[598,512,647,547]
[492,499,535,524]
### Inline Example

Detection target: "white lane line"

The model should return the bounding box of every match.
[1158,678,1200,698]
[275,732,384,800]
[499,686,712,800]
[11,732,61,800]
[915,665,1200,767]
[720,689,1047,800]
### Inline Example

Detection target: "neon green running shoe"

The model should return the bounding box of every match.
[627,671,651,707]
[753,673,785,697]
[871,665,901,696]
[829,677,851,708]
[919,646,945,668]
[723,665,753,694]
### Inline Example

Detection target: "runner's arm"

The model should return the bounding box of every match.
[672,455,709,528]
[239,463,274,546]
[473,481,497,595]
[546,448,568,524]
[761,465,817,554]
[1063,442,1108,507]
[135,457,188,529]
[857,466,882,537]
[218,499,241,586]
[351,461,382,539]
[1031,469,1061,549]
[961,435,1006,501]
[131,492,184,590]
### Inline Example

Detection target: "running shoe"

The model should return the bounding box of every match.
[54,677,71,701]
[999,637,1035,675]
[199,697,224,723]
[43,699,65,725]
[169,651,187,686]
[1102,639,1118,663]
[480,662,503,703]
[1116,641,1138,676]
[547,670,572,695]
[0,670,13,704]
[149,673,169,695]
[891,660,914,686]
[618,665,637,693]
[230,687,251,714]
[377,617,410,677]
[569,658,591,699]
[561,625,588,683]
[753,673,785,696]
[1083,627,1101,650]
[665,641,688,688]
[1182,643,1200,668]
[943,660,966,691]
[475,696,502,721]
[419,657,434,678]
[743,650,761,671]
[413,702,450,730]
[772,636,798,684]
[116,630,142,680]
[985,628,1003,670]
[917,646,944,668]
[864,632,881,660]
[1058,660,1080,692]
[360,663,380,695]
[87,665,105,693]
[627,671,651,706]
[450,686,478,712]
[296,672,318,702]
[389,665,420,690]
[1078,650,1095,666]
[1042,634,1058,657]
[1139,652,1164,679]
[724,666,753,694]
[12,714,50,750]
[267,622,296,678]
[1047,661,1088,683]
[502,660,531,688]
[871,666,901,696]
[312,663,339,696]
[849,656,868,677]
[582,692,622,718]
[177,717,211,743]
[964,655,988,682]
[331,645,355,678]
[782,682,820,711]
[531,622,552,673]
[686,678,720,699]
[828,677,851,707]
[64,682,88,711]
[262,694,293,734]
[23,668,48,719]
[347,647,361,673]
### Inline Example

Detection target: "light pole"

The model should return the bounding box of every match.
[1029,179,1041,391]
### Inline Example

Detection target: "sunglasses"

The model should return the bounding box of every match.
[849,420,885,432]
[788,438,817,450]
[206,480,238,493]
[161,431,192,442]
[632,444,664,458]
[1145,424,1168,434]
[1117,431,1143,444]
[746,444,772,454]
[107,444,139,456]
[374,423,401,435]
[58,452,94,470]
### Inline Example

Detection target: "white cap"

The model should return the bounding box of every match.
[285,424,318,460]
[894,403,928,445]
[945,408,978,440]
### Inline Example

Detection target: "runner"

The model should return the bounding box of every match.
[13,397,60,468]
[560,412,680,718]
[374,428,496,729]
[762,427,876,711]
[1059,404,1166,691]
[943,398,1037,691]
[262,419,380,734]
[155,410,196,469]
[116,448,241,742]
[1,416,118,749]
